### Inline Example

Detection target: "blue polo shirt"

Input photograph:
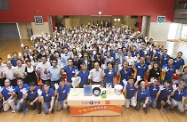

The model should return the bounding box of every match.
[104,68,116,88]
[149,83,160,99]
[162,64,176,80]
[145,59,151,65]
[172,89,187,101]
[47,66,61,81]
[139,49,146,57]
[57,84,70,101]
[174,58,185,69]
[77,70,90,85]
[125,83,136,99]
[1,86,14,101]
[14,84,29,100]
[159,86,173,99]
[63,65,78,83]
[161,55,170,66]
[135,62,148,79]
[120,68,132,87]
[137,86,150,101]
[10,58,17,67]
[41,88,54,102]
[131,51,138,57]
[28,86,39,101]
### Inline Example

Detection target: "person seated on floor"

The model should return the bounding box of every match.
[170,81,187,113]
[1,79,15,112]
[156,80,173,113]
[123,78,137,109]
[54,78,70,111]
[27,82,42,114]
[134,79,150,114]
[40,81,55,114]
[13,78,29,115]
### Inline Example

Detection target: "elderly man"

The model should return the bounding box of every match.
[15,59,26,81]
[3,60,17,86]
[88,62,103,85]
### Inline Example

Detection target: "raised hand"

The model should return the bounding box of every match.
[37,89,42,96]
[54,83,59,90]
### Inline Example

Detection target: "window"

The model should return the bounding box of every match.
[0,0,9,10]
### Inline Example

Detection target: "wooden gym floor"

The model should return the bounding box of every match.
[0,40,187,122]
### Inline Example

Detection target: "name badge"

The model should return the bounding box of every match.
[46,94,48,96]
[109,72,112,74]
[63,90,66,93]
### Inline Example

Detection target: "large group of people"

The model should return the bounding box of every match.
[0,25,187,115]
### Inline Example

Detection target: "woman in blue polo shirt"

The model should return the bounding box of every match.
[103,62,117,88]
[134,80,150,114]
[77,63,90,88]
[62,58,78,83]
[124,78,137,108]
[1,79,15,112]
[119,61,132,87]
[41,82,55,114]
[13,78,29,115]
[170,81,187,113]
[156,80,173,113]
[162,58,176,81]
[56,78,70,111]
[27,82,41,114]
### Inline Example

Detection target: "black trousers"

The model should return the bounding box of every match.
[136,100,148,112]
[10,79,17,87]
[0,78,5,86]
[51,80,59,90]
[156,97,170,109]
[30,100,41,112]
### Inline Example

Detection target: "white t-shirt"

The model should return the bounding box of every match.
[36,62,51,80]
[3,67,17,80]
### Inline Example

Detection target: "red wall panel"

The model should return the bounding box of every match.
[0,0,175,22]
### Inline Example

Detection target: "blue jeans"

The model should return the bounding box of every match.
[149,97,156,108]
[44,101,54,114]
[16,99,27,112]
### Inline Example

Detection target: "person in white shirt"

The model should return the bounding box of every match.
[88,62,103,85]
[36,55,51,84]
[15,59,26,80]
[61,48,73,66]
[125,51,135,66]
[3,60,17,86]
[0,58,6,86]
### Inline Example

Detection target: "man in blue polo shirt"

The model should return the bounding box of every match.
[156,80,173,113]
[161,49,170,67]
[13,78,29,114]
[133,57,148,80]
[171,81,187,113]
[174,51,185,70]
[41,81,55,114]
[1,79,15,112]
[28,82,41,114]
[55,78,70,111]
[77,63,90,88]
[162,58,176,81]
[119,61,132,87]
[62,58,78,83]
[134,80,150,114]
[124,78,137,108]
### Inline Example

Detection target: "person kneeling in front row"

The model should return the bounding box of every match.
[170,81,187,113]
[40,81,55,114]
[1,79,16,112]
[54,78,70,111]
[124,78,137,108]
[134,80,150,114]
[27,82,42,114]
[13,78,29,115]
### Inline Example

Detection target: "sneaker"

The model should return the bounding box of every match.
[143,108,147,114]
[162,108,167,114]
[12,109,15,113]
[38,109,41,114]
[23,109,28,115]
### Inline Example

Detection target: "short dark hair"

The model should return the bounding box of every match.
[43,81,50,86]
[59,78,65,83]
[29,82,36,86]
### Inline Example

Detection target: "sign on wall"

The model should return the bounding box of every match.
[34,16,43,25]
[157,16,166,24]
